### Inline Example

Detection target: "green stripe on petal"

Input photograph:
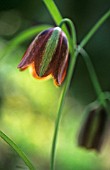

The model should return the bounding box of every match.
[39,27,61,76]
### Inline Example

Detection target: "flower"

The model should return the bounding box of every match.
[18,27,69,86]
[78,105,108,151]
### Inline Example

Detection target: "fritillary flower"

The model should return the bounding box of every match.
[78,105,108,151]
[18,27,69,86]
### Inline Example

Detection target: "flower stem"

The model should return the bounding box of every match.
[50,19,77,170]
[0,130,35,170]
[51,50,78,170]
[80,9,110,48]
[59,18,76,48]
[78,47,107,108]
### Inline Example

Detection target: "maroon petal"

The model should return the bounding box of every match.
[78,106,108,151]
[57,35,68,85]
[51,32,69,85]
[18,28,53,70]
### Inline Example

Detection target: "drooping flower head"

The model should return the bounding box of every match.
[78,105,108,151]
[18,27,69,86]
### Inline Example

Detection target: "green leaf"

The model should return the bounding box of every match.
[0,24,52,60]
[0,130,36,170]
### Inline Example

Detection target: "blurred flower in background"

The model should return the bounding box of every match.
[78,104,108,151]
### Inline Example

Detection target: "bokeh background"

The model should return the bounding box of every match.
[0,0,110,169]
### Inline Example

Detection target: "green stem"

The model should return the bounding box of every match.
[0,130,35,170]
[51,51,78,170]
[80,9,110,48]
[50,19,77,170]
[59,18,76,48]
[78,47,107,108]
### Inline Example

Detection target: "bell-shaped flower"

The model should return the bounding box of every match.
[18,27,69,86]
[78,105,108,151]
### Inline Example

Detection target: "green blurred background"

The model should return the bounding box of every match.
[0,0,110,169]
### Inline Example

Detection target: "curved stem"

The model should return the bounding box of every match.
[50,19,77,170]
[0,130,35,170]
[78,47,107,108]
[59,18,76,48]
[80,9,110,48]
